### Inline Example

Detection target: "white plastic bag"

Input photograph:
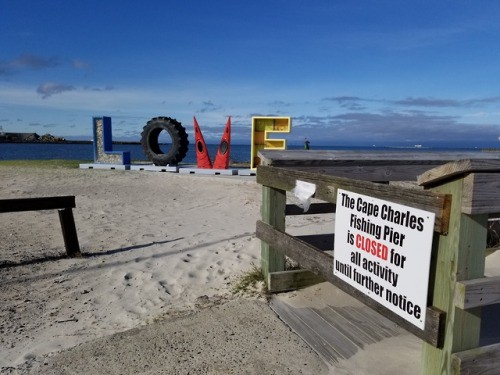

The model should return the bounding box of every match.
[291,180,316,212]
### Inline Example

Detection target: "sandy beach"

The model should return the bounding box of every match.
[2,164,499,374]
[0,165,331,374]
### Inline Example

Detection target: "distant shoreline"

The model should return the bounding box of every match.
[0,140,140,145]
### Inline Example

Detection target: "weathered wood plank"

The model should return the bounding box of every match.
[0,196,81,258]
[257,220,333,276]
[291,165,447,182]
[268,270,325,293]
[319,305,379,346]
[268,298,342,365]
[257,165,451,234]
[258,150,500,168]
[455,276,500,309]
[260,186,286,279]
[58,208,81,257]
[256,220,446,347]
[340,305,401,341]
[422,178,488,374]
[462,173,500,215]
[452,343,500,374]
[296,234,334,251]
[288,306,357,360]
[270,297,411,366]
[0,196,76,213]
[418,159,500,187]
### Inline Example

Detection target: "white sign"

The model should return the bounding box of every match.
[334,189,435,329]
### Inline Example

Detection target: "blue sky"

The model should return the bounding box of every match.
[1,1,500,147]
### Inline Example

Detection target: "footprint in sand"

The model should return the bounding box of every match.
[123,272,135,286]
[158,280,172,295]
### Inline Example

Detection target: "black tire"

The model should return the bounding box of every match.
[140,117,189,165]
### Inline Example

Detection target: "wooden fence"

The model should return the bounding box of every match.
[256,150,500,374]
[0,196,81,257]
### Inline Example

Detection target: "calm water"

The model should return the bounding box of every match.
[0,142,485,163]
[0,143,250,164]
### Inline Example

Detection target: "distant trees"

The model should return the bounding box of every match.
[0,132,66,143]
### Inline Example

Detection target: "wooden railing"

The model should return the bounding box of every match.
[256,150,500,374]
[0,196,81,257]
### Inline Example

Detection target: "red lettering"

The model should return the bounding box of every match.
[355,234,388,260]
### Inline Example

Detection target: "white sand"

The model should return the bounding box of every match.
[0,166,325,373]
[2,165,498,374]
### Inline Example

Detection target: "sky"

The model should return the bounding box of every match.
[1,0,500,147]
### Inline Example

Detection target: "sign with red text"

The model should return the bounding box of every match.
[333,189,435,329]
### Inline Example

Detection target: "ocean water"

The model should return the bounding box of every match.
[0,143,249,164]
[0,142,485,163]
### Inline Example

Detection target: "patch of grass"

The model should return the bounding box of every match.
[285,256,301,271]
[0,160,90,169]
[231,264,268,296]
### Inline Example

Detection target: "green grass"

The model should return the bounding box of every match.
[231,264,268,295]
[0,159,91,169]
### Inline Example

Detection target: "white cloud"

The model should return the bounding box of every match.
[0,54,60,75]
[37,82,75,98]
[72,59,91,70]
[2,81,500,145]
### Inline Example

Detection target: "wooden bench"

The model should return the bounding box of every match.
[0,196,81,257]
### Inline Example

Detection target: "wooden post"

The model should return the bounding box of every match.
[58,208,81,257]
[261,186,286,280]
[421,178,487,374]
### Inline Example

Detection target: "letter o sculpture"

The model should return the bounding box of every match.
[140,117,189,165]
